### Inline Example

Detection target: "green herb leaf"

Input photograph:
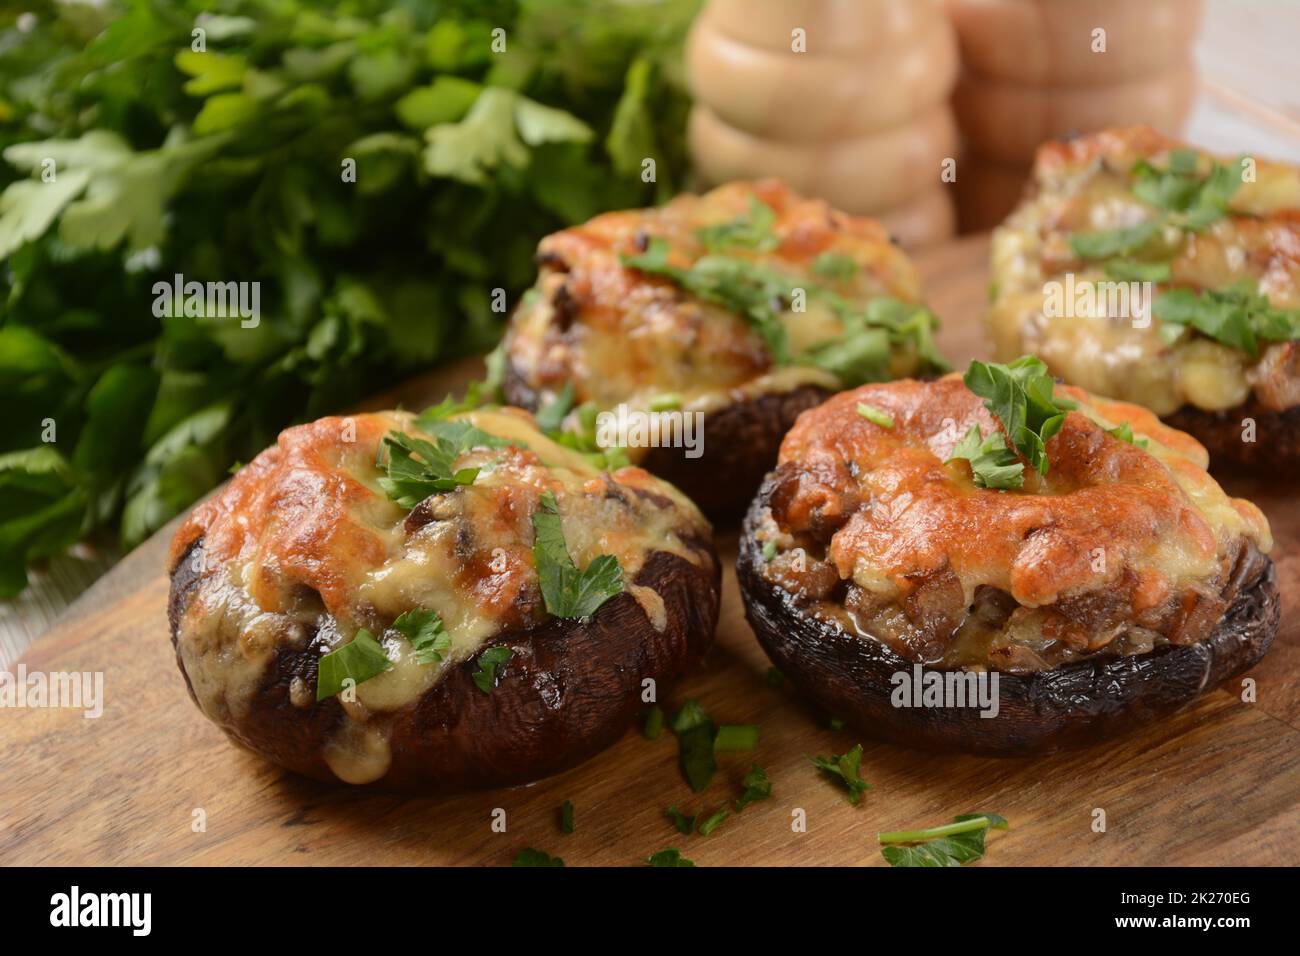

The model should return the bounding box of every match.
[734,764,772,812]
[472,645,513,694]
[316,629,392,701]
[856,402,895,428]
[377,425,506,509]
[391,609,451,665]
[665,805,697,835]
[1069,220,1161,260]
[945,425,1024,490]
[531,491,625,618]
[647,847,695,867]
[560,800,575,835]
[1154,282,1300,356]
[643,704,664,740]
[512,847,564,867]
[960,357,1077,481]
[671,699,717,793]
[714,724,759,752]
[811,251,859,281]
[697,807,729,836]
[809,743,870,805]
[1103,259,1172,282]
[878,813,1009,867]
[534,380,575,432]
[761,539,778,562]
[696,196,778,252]
[1107,422,1149,449]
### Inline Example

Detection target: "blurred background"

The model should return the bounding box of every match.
[2,0,1297,660]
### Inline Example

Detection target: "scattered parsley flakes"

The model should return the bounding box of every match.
[856,402,895,428]
[471,645,513,694]
[391,608,451,665]
[560,800,575,835]
[697,807,729,836]
[534,380,575,433]
[316,628,391,701]
[670,698,717,793]
[665,805,697,835]
[734,764,772,812]
[1103,258,1172,282]
[531,491,625,618]
[761,539,778,562]
[647,847,695,867]
[643,704,664,740]
[695,195,778,253]
[878,813,1008,867]
[1069,220,1161,261]
[512,847,564,867]
[809,743,870,806]
[713,724,759,752]
[376,420,511,509]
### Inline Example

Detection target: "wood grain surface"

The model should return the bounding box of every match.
[2,235,1297,867]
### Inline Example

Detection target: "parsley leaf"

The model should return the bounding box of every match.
[946,425,1024,490]
[670,698,717,793]
[643,704,664,740]
[647,847,695,867]
[961,357,1077,482]
[856,402,895,428]
[735,764,772,811]
[697,807,730,836]
[534,380,575,432]
[472,645,513,694]
[1103,258,1172,282]
[811,251,859,281]
[1107,422,1149,449]
[531,491,625,618]
[713,724,759,752]
[376,430,479,508]
[1069,220,1161,260]
[316,628,392,701]
[878,813,1009,867]
[696,195,778,252]
[391,609,451,665]
[512,847,564,867]
[809,743,871,805]
[665,805,697,834]
[1154,282,1300,356]
[560,800,575,835]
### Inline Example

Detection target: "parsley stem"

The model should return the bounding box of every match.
[878,816,996,844]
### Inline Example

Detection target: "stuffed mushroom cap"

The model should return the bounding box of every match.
[989,125,1300,467]
[501,179,948,515]
[738,373,1278,753]
[167,407,719,790]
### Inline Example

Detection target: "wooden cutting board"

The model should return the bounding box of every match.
[3,235,1297,867]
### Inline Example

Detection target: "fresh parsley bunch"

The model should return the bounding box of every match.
[0,0,699,596]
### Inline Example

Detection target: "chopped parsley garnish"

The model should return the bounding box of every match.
[512,847,564,867]
[670,698,717,793]
[620,238,947,385]
[809,743,870,806]
[560,800,575,835]
[377,420,510,509]
[734,764,772,812]
[1103,258,1172,283]
[316,628,391,701]
[665,805,697,835]
[1107,422,1149,449]
[648,392,682,412]
[646,847,695,867]
[761,539,778,562]
[534,381,575,433]
[531,491,625,618]
[713,724,759,752]
[811,250,859,281]
[417,381,495,424]
[1070,150,1242,261]
[697,807,729,836]
[391,609,451,665]
[643,704,664,740]
[952,356,1078,488]
[827,717,845,732]
[471,645,513,694]
[878,813,1008,867]
[696,195,779,253]
[856,402,895,428]
[946,425,1024,490]
[1154,281,1300,355]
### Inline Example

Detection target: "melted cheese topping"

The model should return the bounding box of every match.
[505,178,930,433]
[758,375,1272,671]
[990,125,1300,415]
[169,408,712,782]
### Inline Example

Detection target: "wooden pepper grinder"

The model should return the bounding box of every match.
[947,0,1204,230]
[686,0,960,247]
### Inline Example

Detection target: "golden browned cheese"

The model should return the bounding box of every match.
[755,376,1272,672]
[990,125,1300,415]
[505,179,927,418]
[168,408,712,774]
